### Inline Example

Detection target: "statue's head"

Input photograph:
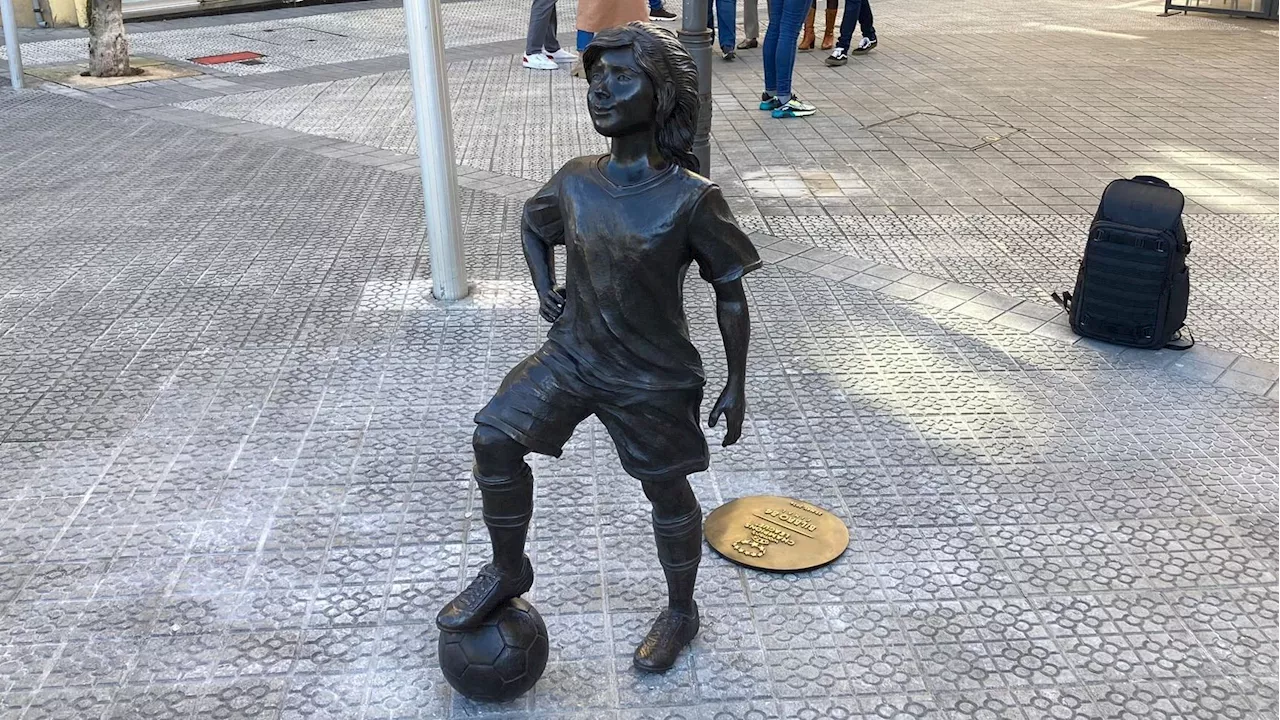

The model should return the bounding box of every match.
[582,22,700,173]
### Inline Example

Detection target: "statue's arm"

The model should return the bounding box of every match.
[708,278,749,446]
[521,212,564,323]
[521,216,556,297]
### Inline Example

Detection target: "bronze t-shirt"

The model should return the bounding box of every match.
[522,155,761,392]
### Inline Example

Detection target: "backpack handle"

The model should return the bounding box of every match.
[1131,175,1170,187]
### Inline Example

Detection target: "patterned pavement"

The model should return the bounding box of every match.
[1,81,1277,720]
[1,0,578,75]
[93,0,1273,361]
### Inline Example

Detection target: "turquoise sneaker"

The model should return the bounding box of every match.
[759,92,782,111]
[771,96,817,118]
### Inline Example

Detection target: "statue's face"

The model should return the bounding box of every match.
[587,47,655,137]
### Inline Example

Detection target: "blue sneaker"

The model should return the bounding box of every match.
[759,93,782,111]
[771,96,817,118]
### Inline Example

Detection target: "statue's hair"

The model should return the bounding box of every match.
[582,22,701,174]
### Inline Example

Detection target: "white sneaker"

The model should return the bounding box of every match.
[545,48,577,62]
[522,53,559,71]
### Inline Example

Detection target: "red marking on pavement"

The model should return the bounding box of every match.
[190,51,265,65]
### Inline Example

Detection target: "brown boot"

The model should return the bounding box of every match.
[821,8,838,50]
[798,7,816,51]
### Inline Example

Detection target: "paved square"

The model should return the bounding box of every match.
[1,88,1276,719]
[1,0,1278,717]
[95,0,1273,360]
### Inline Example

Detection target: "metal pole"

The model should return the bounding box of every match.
[403,0,468,300]
[1,0,24,90]
[678,0,712,177]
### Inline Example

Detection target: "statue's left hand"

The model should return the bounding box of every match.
[708,381,746,447]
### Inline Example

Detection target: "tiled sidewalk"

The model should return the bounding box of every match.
[1,85,1277,720]
[13,0,1270,359]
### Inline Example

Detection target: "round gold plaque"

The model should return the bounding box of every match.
[704,496,850,572]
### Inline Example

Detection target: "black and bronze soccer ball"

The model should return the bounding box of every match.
[438,597,549,702]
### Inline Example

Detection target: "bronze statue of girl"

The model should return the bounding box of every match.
[437,22,760,673]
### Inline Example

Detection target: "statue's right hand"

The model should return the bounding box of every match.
[539,285,566,323]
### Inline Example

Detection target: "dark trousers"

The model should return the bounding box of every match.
[525,0,561,55]
[836,0,875,50]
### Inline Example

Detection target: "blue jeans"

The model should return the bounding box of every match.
[649,0,662,9]
[836,0,875,49]
[762,0,809,101]
[706,0,737,51]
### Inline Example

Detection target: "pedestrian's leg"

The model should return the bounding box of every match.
[835,0,864,51]
[633,474,702,672]
[716,0,736,51]
[799,0,816,50]
[821,0,838,49]
[859,0,876,42]
[650,0,661,9]
[761,0,784,98]
[741,0,759,43]
[525,0,554,56]
[774,0,810,103]
[543,1,561,54]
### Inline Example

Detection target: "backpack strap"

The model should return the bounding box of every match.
[1051,291,1072,312]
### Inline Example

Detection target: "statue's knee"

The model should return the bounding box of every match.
[642,477,698,519]
[473,424,526,473]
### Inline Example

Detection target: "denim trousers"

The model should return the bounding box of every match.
[836,0,875,49]
[706,0,737,51]
[762,0,810,101]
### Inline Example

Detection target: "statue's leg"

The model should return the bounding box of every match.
[592,385,708,672]
[632,475,703,673]
[474,423,534,576]
[642,476,701,614]
[439,348,589,631]
[436,424,536,632]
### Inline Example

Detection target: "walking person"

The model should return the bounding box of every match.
[707,0,738,60]
[825,0,877,66]
[798,0,839,51]
[524,0,576,70]
[760,0,816,118]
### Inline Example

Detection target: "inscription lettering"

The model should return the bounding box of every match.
[731,521,797,558]
[705,495,850,572]
[788,500,824,517]
[762,508,819,533]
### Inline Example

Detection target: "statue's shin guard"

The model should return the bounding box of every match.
[475,463,534,574]
[652,504,702,612]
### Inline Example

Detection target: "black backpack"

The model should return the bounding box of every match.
[1053,175,1192,350]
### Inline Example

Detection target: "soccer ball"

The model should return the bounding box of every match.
[438,597,549,702]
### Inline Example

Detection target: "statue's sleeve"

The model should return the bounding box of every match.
[522,172,566,246]
[688,186,763,285]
